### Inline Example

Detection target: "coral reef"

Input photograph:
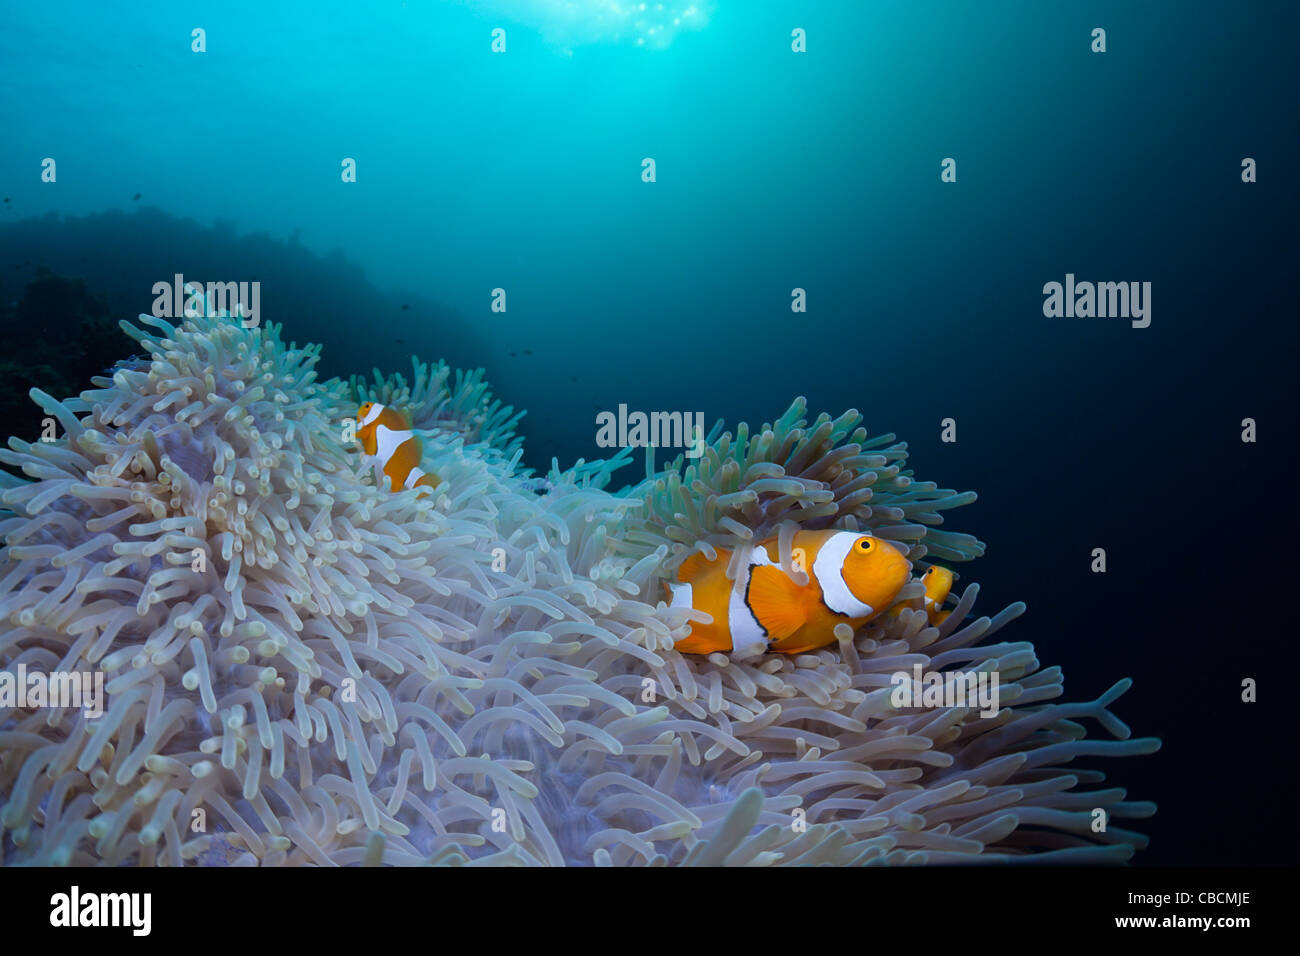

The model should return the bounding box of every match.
[0,307,1158,866]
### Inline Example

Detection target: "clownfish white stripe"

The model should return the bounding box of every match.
[359,403,383,427]
[814,531,876,618]
[729,548,773,654]
[375,425,414,462]
[667,581,693,609]
[728,595,764,655]
[728,583,767,655]
[404,466,426,490]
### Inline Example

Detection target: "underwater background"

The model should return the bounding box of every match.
[1,0,1297,864]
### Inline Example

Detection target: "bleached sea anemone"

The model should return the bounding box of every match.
[352,357,525,463]
[0,308,1159,865]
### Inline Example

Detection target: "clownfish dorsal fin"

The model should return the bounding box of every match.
[746,565,807,643]
[677,551,714,582]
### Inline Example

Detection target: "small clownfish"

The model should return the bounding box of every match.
[921,565,953,622]
[663,529,911,655]
[888,564,954,624]
[355,402,441,495]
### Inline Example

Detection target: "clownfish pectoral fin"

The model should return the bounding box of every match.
[746,565,807,643]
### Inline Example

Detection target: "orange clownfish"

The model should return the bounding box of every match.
[355,402,440,495]
[920,565,953,623]
[663,529,911,655]
[888,564,954,624]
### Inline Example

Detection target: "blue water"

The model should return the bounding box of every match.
[1,0,1297,864]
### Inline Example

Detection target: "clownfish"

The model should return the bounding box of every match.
[921,565,953,621]
[355,402,440,495]
[888,564,954,624]
[663,529,911,655]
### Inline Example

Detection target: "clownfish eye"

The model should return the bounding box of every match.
[857,537,874,552]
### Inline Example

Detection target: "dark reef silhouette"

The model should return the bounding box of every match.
[0,206,491,400]
[0,272,129,448]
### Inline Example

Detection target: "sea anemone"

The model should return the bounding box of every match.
[351,358,524,463]
[0,308,1158,866]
